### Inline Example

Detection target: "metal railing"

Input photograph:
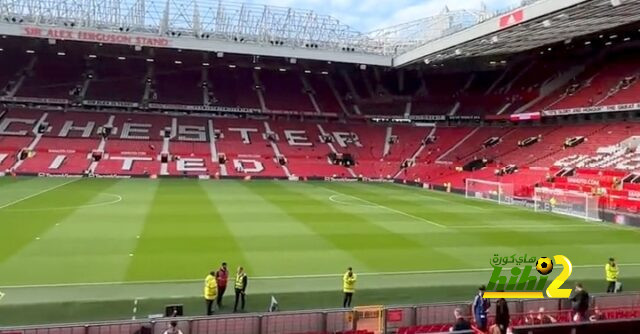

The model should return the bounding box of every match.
[3,293,640,334]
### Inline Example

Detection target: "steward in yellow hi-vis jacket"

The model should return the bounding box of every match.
[204,271,218,315]
[606,257,620,293]
[342,267,357,308]
[234,266,248,312]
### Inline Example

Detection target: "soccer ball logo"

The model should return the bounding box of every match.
[536,257,553,275]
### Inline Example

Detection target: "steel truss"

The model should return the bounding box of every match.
[0,0,506,56]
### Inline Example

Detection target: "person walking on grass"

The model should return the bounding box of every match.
[343,267,357,308]
[605,257,619,293]
[204,270,218,316]
[234,266,248,312]
[216,262,229,307]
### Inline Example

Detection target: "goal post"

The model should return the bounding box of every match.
[465,179,514,205]
[534,187,601,221]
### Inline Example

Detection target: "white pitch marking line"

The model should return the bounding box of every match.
[0,178,79,210]
[0,291,5,301]
[323,187,446,228]
[7,263,640,289]
[387,182,490,211]
[329,194,377,208]
[448,224,610,229]
[3,193,123,212]
[132,298,139,320]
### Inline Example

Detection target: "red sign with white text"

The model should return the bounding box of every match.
[499,9,524,28]
[387,309,403,322]
[510,112,541,122]
[22,26,170,47]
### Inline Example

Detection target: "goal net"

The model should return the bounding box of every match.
[465,179,514,204]
[534,187,600,221]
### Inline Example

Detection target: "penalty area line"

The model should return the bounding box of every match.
[448,224,611,229]
[322,187,446,228]
[5,263,640,289]
[0,178,80,210]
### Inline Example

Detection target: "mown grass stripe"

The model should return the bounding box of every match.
[0,178,118,264]
[246,181,464,271]
[124,180,248,281]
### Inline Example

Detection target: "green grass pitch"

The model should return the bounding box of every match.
[1,177,640,326]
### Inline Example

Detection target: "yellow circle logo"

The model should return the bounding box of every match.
[536,257,553,275]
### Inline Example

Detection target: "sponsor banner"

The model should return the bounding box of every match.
[148,103,261,114]
[370,117,411,124]
[269,109,338,117]
[543,103,640,117]
[510,112,541,122]
[48,149,77,154]
[387,309,403,322]
[449,115,481,121]
[362,178,394,183]
[324,177,358,182]
[499,9,524,28]
[83,100,139,108]
[94,174,133,179]
[563,177,600,186]
[368,115,483,122]
[484,114,511,121]
[408,115,446,121]
[0,96,68,105]
[512,197,536,209]
[22,26,170,47]
[36,173,83,178]
[119,151,148,156]
[609,189,640,200]
[147,104,337,118]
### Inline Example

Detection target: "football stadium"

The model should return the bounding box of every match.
[2,0,640,333]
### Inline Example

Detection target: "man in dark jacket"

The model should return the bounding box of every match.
[472,285,490,331]
[215,262,229,307]
[495,297,510,334]
[570,283,589,322]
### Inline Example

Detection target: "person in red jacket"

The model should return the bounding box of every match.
[216,262,228,307]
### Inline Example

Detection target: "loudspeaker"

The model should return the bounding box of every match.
[91,150,103,162]
[165,304,183,317]
[19,149,29,160]
[342,153,354,167]
[161,153,169,163]
[101,126,112,138]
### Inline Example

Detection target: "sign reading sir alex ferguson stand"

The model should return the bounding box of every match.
[22,26,171,48]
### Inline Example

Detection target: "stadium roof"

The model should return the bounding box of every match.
[398,0,640,66]
[0,0,638,67]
